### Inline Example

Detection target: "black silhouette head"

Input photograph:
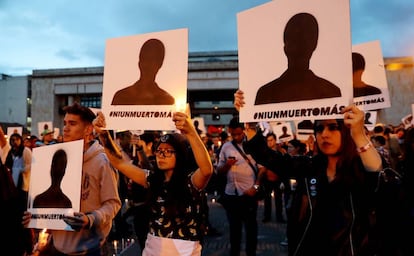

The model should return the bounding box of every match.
[284,13,318,61]
[50,149,68,184]
[139,39,165,74]
[352,52,365,73]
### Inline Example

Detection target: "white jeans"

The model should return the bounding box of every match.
[142,233,202,256]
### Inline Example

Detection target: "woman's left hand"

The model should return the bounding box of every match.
[342,104,366,140]
[92,111,106,134]
[173,112,193,135]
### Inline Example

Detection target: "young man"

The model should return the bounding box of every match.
[23,102,121,255]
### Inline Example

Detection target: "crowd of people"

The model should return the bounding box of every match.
[0,95,413,255]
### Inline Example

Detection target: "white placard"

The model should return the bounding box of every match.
[238,0,352,122]
[27,140,83,230]
[102,28,188,131]
[352,40,391,111]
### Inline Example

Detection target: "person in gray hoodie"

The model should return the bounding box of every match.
[23,102,121,255]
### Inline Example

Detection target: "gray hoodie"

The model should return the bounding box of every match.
[52,140,121,254]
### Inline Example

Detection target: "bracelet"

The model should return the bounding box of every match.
[86,214,93,229]
[356,141,373,153]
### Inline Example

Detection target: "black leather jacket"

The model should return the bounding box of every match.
[287,155,379,256]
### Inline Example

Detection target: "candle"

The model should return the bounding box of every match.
[212,198,216,203]
[113,240,118,253]
[38,228,49,248]
[290,179,297,191]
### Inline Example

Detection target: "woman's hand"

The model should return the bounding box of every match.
[342,104,366,141]
[92,111,106,134]
[92,111,123,159]
[173,112,194,135]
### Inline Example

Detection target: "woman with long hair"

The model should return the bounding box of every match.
[5,133,34,255]
[93,111,213,256]
[234,89,383,255]
[287,117,382,255]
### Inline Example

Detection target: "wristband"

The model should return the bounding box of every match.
[356,141,373,153]
[86,214,93,229]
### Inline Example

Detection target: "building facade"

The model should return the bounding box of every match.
[0,74,30,134]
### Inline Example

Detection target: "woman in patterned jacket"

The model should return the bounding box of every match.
[93,111,213,256]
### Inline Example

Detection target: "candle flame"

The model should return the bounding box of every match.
[38,228,49,248]
[175,98,186,113]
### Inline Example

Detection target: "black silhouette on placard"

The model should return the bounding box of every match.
[111,38,175,105]
[255,13,341,105]
[33,149,72,208]
[352,52,382,97]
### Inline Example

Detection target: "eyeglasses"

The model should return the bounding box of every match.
[154,149,176,158]
[314,123,341,134]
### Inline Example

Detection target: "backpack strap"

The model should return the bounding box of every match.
[231,140,258,177]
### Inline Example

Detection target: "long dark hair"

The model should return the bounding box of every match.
[313,119,362,184]
[5,133,25,170]
[147,133,197,217]
[9,133,25,156]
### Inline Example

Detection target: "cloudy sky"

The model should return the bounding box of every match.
[1,0,413,76]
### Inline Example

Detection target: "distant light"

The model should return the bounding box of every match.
[386,63,405,71]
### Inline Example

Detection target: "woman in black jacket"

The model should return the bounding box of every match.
[234,90,384,255]
[287,110,383,256]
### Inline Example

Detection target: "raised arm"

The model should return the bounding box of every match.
[0,126,6,148]
[233,89,245,112]
[93,112,148,187]
[0,126,10,164]
[342,104,382,172]
[173,112,213,190]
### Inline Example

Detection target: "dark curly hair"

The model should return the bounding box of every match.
[63,102,96,124]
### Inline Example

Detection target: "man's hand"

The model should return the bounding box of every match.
[63,212,90,231]
[244,186,259,197]
[22,211,32,227]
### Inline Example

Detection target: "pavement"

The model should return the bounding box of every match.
[201,195,288,256]
[110,194,289,256]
